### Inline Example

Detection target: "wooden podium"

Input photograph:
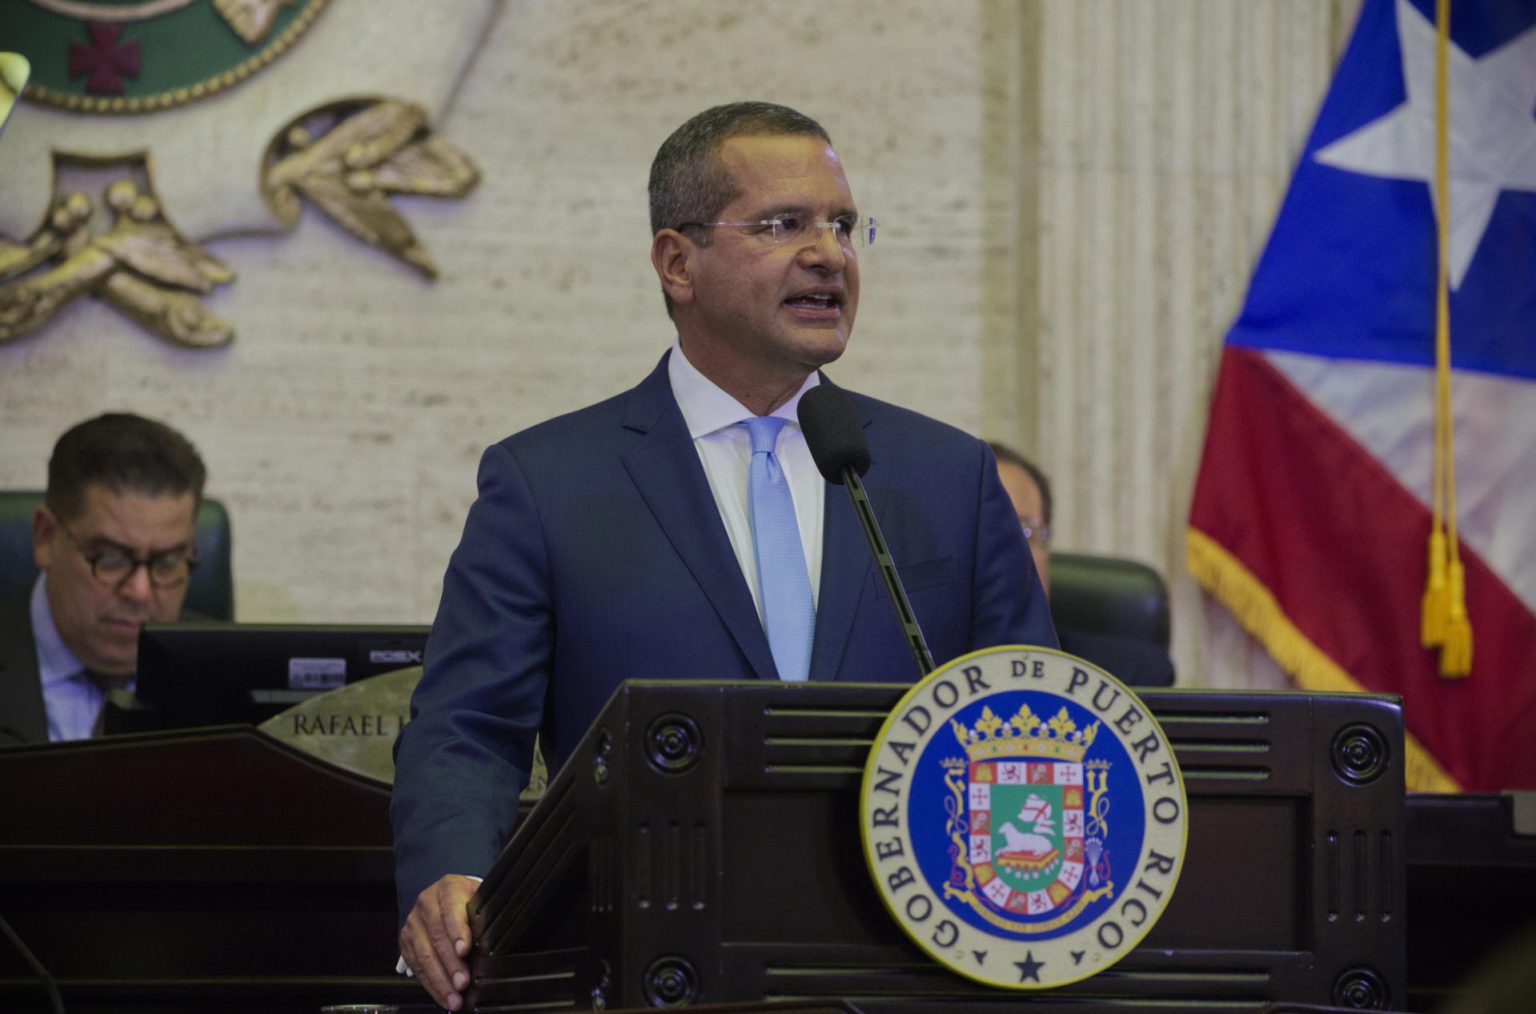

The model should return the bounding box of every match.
[0,726,418,1014]
[466,682,1409,1012]
[16,682,1528,1012]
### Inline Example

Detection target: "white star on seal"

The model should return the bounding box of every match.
[1314,0,1536,289]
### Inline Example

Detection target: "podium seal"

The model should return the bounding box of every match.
[860,645,1188,990]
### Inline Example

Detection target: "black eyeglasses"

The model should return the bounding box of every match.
[55,515,198,590]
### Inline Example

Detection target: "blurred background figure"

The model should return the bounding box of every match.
[990,441,1175,687]
[1441,922,1536,1014]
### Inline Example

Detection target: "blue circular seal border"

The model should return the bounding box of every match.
[859,645,1189,991]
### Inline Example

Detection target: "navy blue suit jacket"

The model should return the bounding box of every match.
[0,591,46,746]
[390,353,1056,919]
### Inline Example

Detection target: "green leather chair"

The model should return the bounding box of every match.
[1049,551,1171,649]
[0,490,234,620]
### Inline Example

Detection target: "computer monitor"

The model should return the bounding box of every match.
[130,621,431,731]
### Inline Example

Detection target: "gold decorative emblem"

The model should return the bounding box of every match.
[9,0,329,114]
[213,0,300,45]
[0,52,28,132]
[261,97,480,278]
[0,156,235,348]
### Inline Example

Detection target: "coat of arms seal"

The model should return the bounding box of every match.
[860,645,1188,990]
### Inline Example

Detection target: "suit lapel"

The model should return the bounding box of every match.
[620,354,779,681]
[809,383,877,679]
[0,591,47,745]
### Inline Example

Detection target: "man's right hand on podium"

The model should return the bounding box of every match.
[400,873,478,1011]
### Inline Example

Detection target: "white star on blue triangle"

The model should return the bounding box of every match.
[1226,0,1536,382]
[1315,0,1536,289]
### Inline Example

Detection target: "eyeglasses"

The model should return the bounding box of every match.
[1019,518,1052,548]
[55,515,198,590]
[680,213,877,249]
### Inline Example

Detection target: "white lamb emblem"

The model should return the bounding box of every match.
[997,793,1056,859]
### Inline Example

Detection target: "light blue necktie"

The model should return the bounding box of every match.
[742,415,815,681]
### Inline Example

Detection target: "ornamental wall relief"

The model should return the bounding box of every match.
[0,1,490,346]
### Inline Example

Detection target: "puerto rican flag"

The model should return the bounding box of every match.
[1187,0,1536,792]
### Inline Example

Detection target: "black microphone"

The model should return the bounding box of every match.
[799,383,870,483]
[798,385,935,678]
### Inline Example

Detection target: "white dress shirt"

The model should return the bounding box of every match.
[666,338,825,620]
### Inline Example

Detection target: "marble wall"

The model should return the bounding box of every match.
[0,0,1360,688]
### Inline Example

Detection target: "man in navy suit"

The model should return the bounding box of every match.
[392,102,1056,1010]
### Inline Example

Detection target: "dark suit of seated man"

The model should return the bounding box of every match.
[390,101,1058,1011]
[1058,626,1175,688]
[989,442,1175,688]
[0,413,206,746]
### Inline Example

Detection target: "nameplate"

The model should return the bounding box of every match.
[259,665,421,784]
[259,665,548,797]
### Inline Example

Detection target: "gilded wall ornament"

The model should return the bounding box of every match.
[261,97,480,278]
[2,0,328,114]
[0,156,235,347]
[0,52,29,133]
[213,0,301,45]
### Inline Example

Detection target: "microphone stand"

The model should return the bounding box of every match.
[840,463,935,679]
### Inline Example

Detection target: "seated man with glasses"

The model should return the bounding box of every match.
[989,442,1174,688]
[0,412,206,745]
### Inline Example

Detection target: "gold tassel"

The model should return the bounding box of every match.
[1440,558,1472,677]
[1425,0,1471,678]
[1421,527,1447,646]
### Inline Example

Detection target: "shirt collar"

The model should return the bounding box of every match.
[666,337,821,438]
[30,572,86,688]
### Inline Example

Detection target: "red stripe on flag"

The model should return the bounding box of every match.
[1190,346,1536,790]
